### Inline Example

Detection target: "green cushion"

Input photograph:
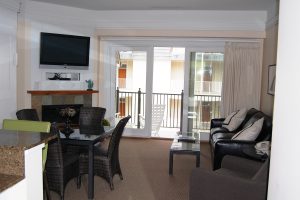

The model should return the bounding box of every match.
[3,119,51,132]
[2,119,51,171]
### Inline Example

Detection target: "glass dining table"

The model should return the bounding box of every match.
[60,126,114,200]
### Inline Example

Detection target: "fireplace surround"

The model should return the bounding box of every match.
[28,90,99,122]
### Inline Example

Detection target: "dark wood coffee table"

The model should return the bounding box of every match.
[169,133,200,175]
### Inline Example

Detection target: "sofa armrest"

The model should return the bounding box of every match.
[189,169,267,200]
[220,155,263,176]
[213,140,257,170]
[210,118,225,129]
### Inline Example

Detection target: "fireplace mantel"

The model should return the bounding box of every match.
[27,90,99,95]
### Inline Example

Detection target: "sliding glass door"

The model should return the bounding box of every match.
[103,39,224,138]
[112,46,153,137]
[185,50,224,134]
[152,47,185,137]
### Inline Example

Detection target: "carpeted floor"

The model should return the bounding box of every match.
[50,138,212,200]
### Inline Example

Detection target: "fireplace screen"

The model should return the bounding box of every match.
[42,104,83,125]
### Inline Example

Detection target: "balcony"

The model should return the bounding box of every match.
[116,88,221,137]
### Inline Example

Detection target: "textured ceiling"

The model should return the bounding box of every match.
[31,0,275,10]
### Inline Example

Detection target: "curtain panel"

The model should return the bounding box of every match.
[221,42,263,117]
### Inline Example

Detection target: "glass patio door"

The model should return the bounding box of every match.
[152,47,185,137]
[184,51,224,133]
[112,46,153,137]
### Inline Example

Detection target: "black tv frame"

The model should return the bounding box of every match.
[39,32,90,70]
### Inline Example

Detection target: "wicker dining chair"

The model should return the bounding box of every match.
[79,107,106,135]
[78,115,131,190]
[64,107,107,155]
[16,108,40,121]
[46,123,79,200]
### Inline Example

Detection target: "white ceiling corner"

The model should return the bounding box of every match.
[0,0,21,12]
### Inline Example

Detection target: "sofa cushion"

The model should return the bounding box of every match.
[232,118,264,141]
[222,108,247,131]
[210,127,229,136]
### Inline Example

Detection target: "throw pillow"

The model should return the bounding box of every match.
[232,117,264,141]
[222,110,238,125]
[222,108,247,131]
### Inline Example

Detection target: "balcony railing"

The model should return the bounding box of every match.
[116,88,221,130]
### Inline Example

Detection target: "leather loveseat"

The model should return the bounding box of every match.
[210,108,272,170]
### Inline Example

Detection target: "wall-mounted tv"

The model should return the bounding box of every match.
[40,32,90,70]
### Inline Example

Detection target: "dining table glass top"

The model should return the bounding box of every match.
[59,126,114,141]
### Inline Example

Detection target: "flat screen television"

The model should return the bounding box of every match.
[40,32,90,70]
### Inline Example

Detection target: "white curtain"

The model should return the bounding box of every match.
[221,42,263,117]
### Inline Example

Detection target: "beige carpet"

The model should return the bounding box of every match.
[51,138,212,200]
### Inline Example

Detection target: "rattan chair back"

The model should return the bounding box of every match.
[46,123,79,200]
[107,115,131,160]
[16,108,40,121]
[79,107,106,135]
[78,116,131,190]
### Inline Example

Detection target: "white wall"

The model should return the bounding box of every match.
[19,1,100,107]
[26,20,96,88]
[267,0,300,199]
[0,3,18,122]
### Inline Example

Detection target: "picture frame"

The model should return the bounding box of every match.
[267,64,276,95]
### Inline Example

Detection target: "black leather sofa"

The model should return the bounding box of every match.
[210,108,272,170]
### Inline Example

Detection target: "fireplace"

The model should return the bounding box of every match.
[28,90,98,122]
[42,104,83,125]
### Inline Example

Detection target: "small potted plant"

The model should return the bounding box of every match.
[102,119,111,126]
[85,79,94,91]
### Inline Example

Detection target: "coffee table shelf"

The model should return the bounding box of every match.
[169,133,200,175]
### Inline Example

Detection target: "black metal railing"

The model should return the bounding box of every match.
[191,95,222,130]
[116,88,221,130]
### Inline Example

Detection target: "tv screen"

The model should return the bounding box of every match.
[40,32,90,69]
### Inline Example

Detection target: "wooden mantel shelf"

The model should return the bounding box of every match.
[27,90,99,95]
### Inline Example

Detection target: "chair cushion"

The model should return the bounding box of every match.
[222,108,247,131]
[215,168,254,179]
[3,119,51,133]
[94,145,108,156]
[63,153,79,167]
[232,118,264,141]
[252,159,269,181]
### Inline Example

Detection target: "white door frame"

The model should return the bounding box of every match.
[102,41,153,137]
